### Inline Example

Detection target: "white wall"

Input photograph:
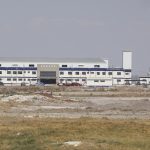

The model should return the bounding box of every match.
[123,51,132,70]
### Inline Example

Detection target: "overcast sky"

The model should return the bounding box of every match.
[0,0,150,74]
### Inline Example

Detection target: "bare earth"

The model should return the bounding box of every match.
[0,87,150,119]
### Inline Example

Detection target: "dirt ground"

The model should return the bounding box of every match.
[0,86,150,119]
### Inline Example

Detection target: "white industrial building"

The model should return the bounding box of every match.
[0,51,132,86]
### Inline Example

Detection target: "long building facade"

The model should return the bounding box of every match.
[0,51,132,86]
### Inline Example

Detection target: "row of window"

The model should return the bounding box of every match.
[94,79,121,83]
[6,78,37,81]
[0,71,36,75]
[60,71,128,76]
[0,64,35,67]
[61,65,100,68]
[60,79,86,82]
[60,79,122,83]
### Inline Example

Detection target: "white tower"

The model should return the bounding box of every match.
[122,51,132,70]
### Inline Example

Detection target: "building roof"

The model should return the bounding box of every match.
[0,57,106,63]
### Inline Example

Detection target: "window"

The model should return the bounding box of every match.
[97,72,100,75]
[18,71,22,74]
[28,79,30,81]
[82,72,86,75]
[94,80,99,82]
[12,64,18,67]
[24,79,26,81]
[117,79,121,82]
[7,78,11,81]
[117,72,121,75]
[108,72,112,75]
[62,65,67,67]
[102,72,106,75]
[82,79,86,82]
[67,79,72,81]
[7,71,11,74]
[13,78,17,81]
[32,71,36,75]
[68,72,72,75]
[18,78,22,81]
[78,65,84,67]
[0,71,2,74]
[125,72,129,75]
[0,64,1,67]
[90,72,94,74]
[28,71,30,73]
[60,72,64,75]
[24,71,26,73]
[60,79,64,82]
[94,65,100,68]
[31,79,37,81]
[75,72,79,75]
[40,71,56,77]
[13,71,17,74]
[75,79,79,82]
[87,72,89,74]
[100,80,105,82]
[29,64,34,67]
[0,78,1,81]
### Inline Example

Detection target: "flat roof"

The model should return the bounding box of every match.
[0,57,106,63]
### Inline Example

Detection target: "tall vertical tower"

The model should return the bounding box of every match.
[122,51,132,70]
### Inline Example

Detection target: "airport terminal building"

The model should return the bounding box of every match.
[0,51,132,86]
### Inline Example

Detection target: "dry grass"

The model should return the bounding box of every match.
[1,86,150,97]
[0,117,150,150]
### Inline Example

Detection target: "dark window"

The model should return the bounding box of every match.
[7,71,11,74]
[94,65,100,68]
[82,72,86,75]
[78,65,84,67]
[108,72,112,75]
[18,78,22,81]
[60,79,64,82]
[24,71,26,73]
[117,79,121,82]
[28,71,30,73]
[82,79,86,81]
[13,71,17,74]
[13,78,17,81]
[75,79,79,81]
[97,72,100,75]
[67,79,72,81]
[125,72,129,75]
[100,80,105,82]
[60,72,64,75]
[40,71,56,77]
[102,72,106,75]
[68,72,72,75]
[117,72,121,75]
[62,65,67,67]
[7,78,11,81]
[0,71,2,74]
[32,71,36,75]
[29,64,34,67]
[90,72,94,74]
[75,72,79,75]
[18,71,22,74]
[0,64,1,67]
[31,79,37,81]
[94,80,99,82]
